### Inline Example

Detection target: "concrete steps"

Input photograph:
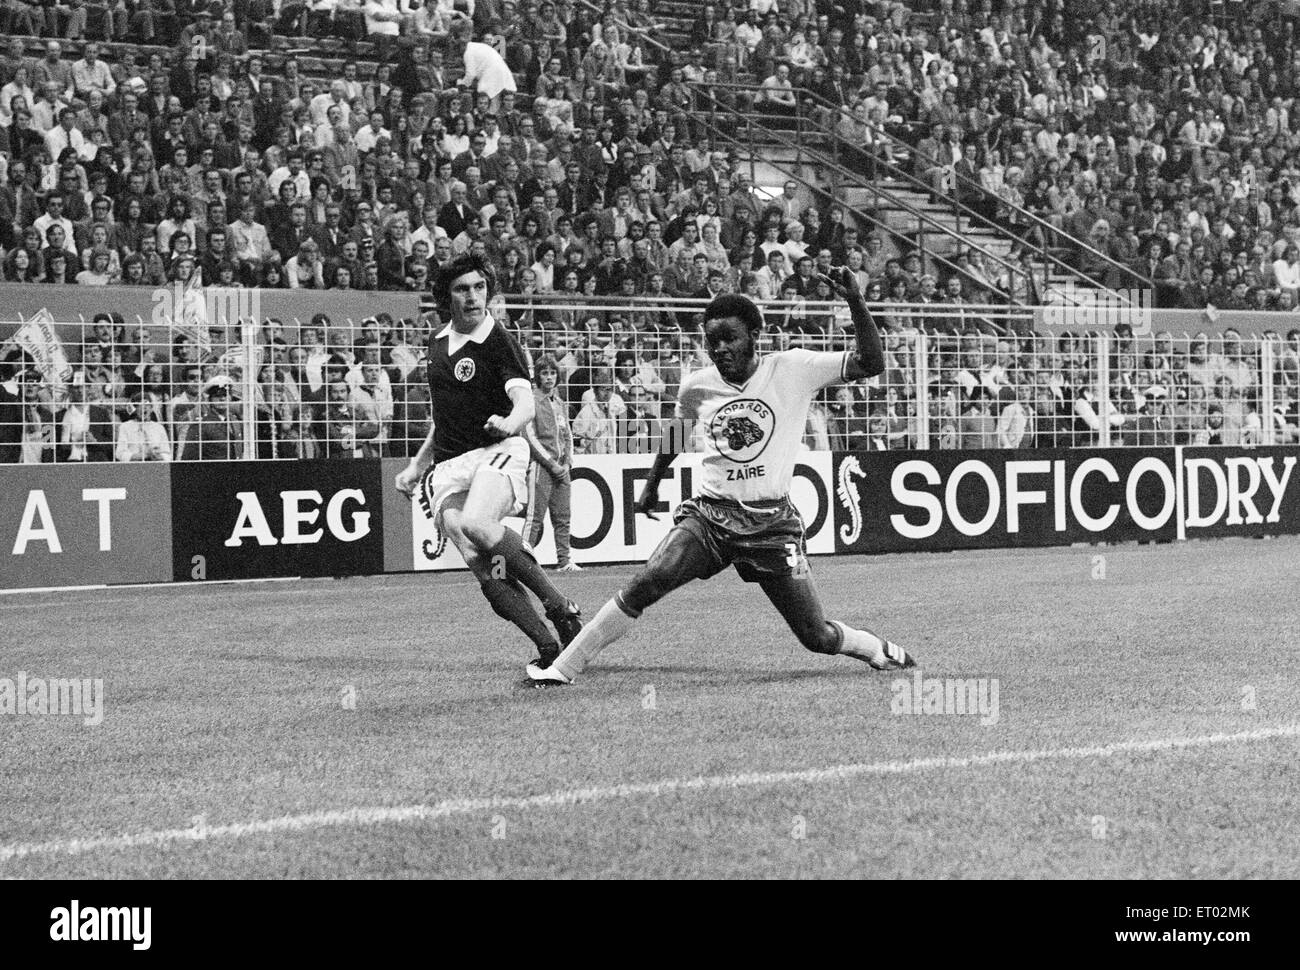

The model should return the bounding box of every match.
[651,0,1106,306]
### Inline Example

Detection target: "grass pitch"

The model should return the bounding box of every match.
[2,537,1298,879]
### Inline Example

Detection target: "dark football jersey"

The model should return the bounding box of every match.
[426,316,531,463]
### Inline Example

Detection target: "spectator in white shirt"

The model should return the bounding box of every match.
[753,250,788,300]
[309,80,351,128]
[115,394,172,462]
[30,81,68,132]
[33,192,78,255]
[0,67,36,128]
[413,0,451,37]
[46,107,95,162]
[61,384,92,462]
[459,38,517,103]
[759,63,797,115]
[364,0,405,39]
[354,110,391,154]
[410,203,449,250]
[1273,244,1300,300]
[530,243,557,292]
[268,149,312,200]
[735,11,762,58]
[354,362,394,457]
[781,220,809,265]
[72,43,115,100]
[573,381,618,454]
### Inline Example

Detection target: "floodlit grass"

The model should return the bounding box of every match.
[2,537,1297,878]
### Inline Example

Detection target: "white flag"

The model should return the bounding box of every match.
[13,308,73,391]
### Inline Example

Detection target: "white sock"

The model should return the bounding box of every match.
[830,621,888,665]
[553,596,638,681]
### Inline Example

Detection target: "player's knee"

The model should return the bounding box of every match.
[621,568,670,614]
[796,620,840,655]
[460,517,498,552]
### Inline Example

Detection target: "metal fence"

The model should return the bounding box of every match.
[2,301,1296,464]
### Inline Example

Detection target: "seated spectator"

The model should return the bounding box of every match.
[286,239,325,289]
[758,62,797,117]
[76,246,115,285]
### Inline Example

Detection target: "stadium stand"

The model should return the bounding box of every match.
[2,0,1300,463]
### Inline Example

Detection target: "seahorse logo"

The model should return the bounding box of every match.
[837,456,867,545]
[417,466,448,561]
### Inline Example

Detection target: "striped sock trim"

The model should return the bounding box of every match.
[614,592,641,620]
[829,620,847,653]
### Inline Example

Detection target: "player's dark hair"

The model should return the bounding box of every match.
[704,293,764,335]
[433,252,497,310]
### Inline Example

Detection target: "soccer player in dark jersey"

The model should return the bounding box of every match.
[528,268,917,685]
[395,253,582,668]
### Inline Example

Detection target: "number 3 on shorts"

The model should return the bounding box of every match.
[783,541,809,578]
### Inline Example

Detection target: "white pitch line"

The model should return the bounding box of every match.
[2,723,1297,863]
[0,572,490,606]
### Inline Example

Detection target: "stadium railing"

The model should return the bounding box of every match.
[1,302,1294,464]
[765,79,1148,292]
[690,82,1149,308]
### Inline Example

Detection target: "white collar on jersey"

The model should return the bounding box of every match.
[436,313,494,356]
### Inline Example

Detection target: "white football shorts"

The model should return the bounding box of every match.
[418,436,530,527]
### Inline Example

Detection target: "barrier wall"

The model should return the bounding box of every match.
[408,452,835,572]
[1,447,1297,590]
[831,447,1298,553]
[169,459,385,582]
[0,463,173,590]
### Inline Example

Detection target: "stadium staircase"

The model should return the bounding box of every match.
[648,0,1151,310]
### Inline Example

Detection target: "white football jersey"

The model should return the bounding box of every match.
[676,349,850,503]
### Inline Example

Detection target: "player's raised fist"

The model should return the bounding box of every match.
[483,414,512,438]
[818,266,862,301]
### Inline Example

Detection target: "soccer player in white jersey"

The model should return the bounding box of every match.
[396,253,583,669]
[528,268,917,685]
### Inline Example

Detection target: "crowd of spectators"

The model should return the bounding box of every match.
[868,324,1300,450]
[2,307,1298,464]
[804,0,1300,311]
[4,0,1300,463]
[3,0,1300,311]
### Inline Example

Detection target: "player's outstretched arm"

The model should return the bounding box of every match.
[396,423,437,496]
[633,450,676,520]
[820,268,885,381]
[634,407,692,518]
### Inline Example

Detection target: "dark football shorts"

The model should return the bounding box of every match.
[672,495,810,583]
